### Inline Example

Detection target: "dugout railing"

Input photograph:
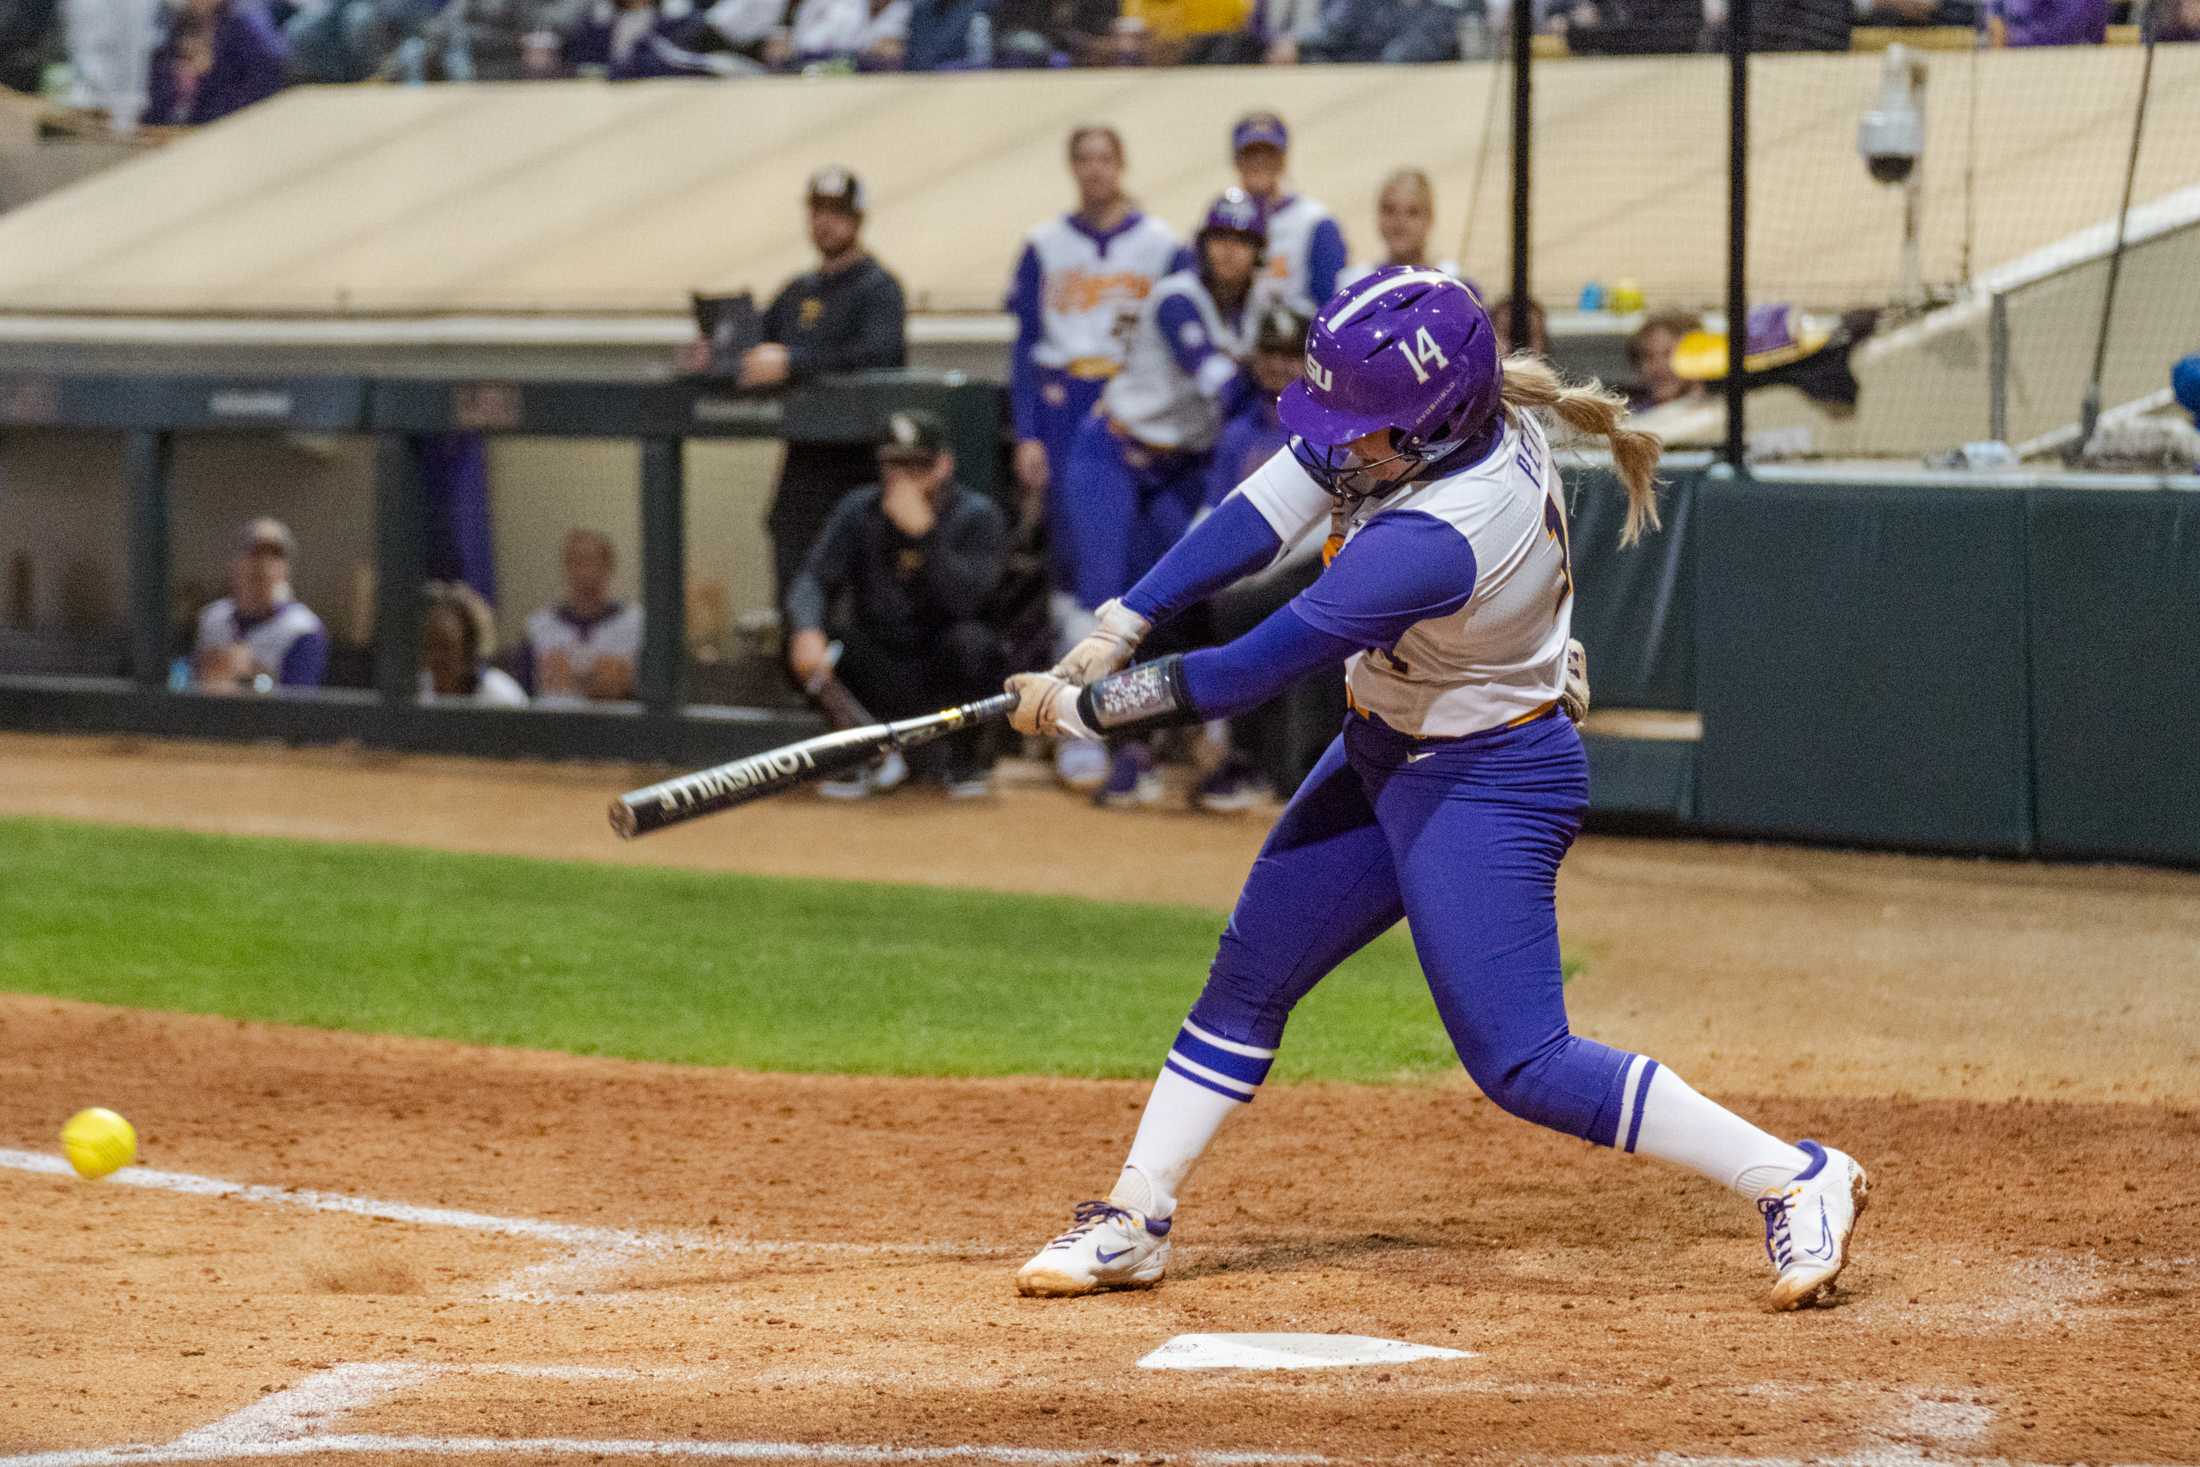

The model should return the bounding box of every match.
[2,372,2196,865]
[0,369,1000,767]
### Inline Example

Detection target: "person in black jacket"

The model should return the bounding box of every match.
[784,410,1008,798]
[686,165,909,615]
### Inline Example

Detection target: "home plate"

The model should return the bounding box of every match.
[1137,1333,1477,1371]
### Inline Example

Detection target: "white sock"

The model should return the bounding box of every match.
[1623,1060,1810,1197]
[1112,1064,1248,1218]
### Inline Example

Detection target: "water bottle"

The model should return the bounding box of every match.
[970,11,993,66]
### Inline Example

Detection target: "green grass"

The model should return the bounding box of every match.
[0,815,1575,1085]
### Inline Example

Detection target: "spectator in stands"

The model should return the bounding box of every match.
[1702,0,1850,49]
[1490,295,1549,356]
[524,528,641,702]
[681,167,907,616]
[1282,0,1459,61]
[2175,353,2200,426]
[784,410,1007,799]
[678,0,778,66]
[991,0,1114,64]
[1557,0,1705,53]
[145,0,287,126]
[899,0,984,67]
[1339,169,1470,292]
[0,0,58,94]
[564,0,749,76]
[1625,309,1704,412]
[430,0,586,79]
[1853,0,1977,25]
[420,581,528,706]
[63,0,159,132]
[192,518,328,693]
[1229,112,1347,317]
[1173,0,1310,60]
[1984,0,2107,44]
[2151,0,2200,39]
[760,0,905,66]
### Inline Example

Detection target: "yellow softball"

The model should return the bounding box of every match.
[61,1108,137,1180]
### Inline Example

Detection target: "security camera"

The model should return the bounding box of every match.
[1858,44,1926,185]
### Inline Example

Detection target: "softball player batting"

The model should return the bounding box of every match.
[1002,268,1869,1310]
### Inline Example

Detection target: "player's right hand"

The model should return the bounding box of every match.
[1052,599,1150,685]
[1005,672,1094,740]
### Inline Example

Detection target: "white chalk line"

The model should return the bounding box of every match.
[0,1147,1003,1305]
[0,1363,1332,1467]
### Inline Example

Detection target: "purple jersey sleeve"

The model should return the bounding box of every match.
[1119,492,1285,626]
[1006,243,1045,441]
[278,628,329,688]
[1286,511,1477,653]
[1306,217,1349,309]
[1180,603,1360,722]
[1154,290,1232,392]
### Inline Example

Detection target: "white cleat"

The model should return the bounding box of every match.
[1758,1139,1870,1310]
[1015,1199,1173,1297]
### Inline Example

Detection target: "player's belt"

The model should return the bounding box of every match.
[1065,357,1120,381]
[1104,415,1190,463]
[1349,694,1561,740]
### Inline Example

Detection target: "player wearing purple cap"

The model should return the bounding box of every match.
[2174,353,2200,428]
[1004,268,1870,1310]
[1230,110,1348,318]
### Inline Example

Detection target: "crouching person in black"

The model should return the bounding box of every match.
[784,410,1009,800]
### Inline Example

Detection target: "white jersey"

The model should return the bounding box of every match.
[1017,212,1184,375]
[525,601,643,680]
[1234,413,1573,737]
[192,595,327,686]
[1103,270,1273,452]
[1260,194,1341,316]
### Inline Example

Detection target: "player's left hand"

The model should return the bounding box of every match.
[1053,599,1150,685]
[738,343,791,389]
[1005,672,1095,740]
[1561,638,1591,724]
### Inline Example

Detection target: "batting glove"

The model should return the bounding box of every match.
[1561,638,1591,725]
[1006,672,1096,740]
[1052,599,1151,686]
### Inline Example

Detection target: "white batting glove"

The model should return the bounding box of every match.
[1006,672,1096,740]
[1052,598,1151,686]
[1561,638,1591,725]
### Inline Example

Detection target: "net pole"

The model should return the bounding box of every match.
[2076,31,2157,454]
[1508,0,1532,352]
[1724,0,1749,467]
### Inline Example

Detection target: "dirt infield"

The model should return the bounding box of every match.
[4,735,2200,1464]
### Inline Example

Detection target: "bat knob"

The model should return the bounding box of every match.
[608,799,640,840]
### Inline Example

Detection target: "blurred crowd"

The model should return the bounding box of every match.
[10,0,2195,133]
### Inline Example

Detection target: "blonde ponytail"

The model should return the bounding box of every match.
[1498,353,1664,547]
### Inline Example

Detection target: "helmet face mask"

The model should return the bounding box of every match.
[1280,268,1503,499]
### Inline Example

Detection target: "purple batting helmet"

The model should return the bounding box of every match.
[1198,187,1267,248]
[1280,267,1502,497]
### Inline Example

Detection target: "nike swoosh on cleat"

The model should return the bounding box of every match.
[1095,1247,1132,1264]
[1800,1206,1836,1261]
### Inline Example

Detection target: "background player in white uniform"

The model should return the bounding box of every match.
[191,518,328,692]
[1002,268,1870,1312]
[1337,167,1474,297]
[1229,111,1347,317]
[1006,126,1188,524]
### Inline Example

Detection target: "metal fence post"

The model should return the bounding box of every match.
[373,435,426,706]
[637,438,687,716]
[1725,0,1750,469]
[1988,291,2009,444]
[1508,0,1531,350]
[124,429,174,689]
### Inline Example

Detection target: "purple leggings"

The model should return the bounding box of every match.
[1184,709,1642,1148]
